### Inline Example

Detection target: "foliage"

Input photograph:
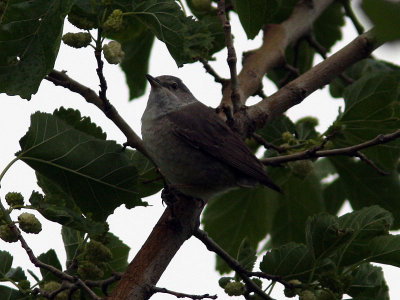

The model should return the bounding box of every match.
[1,0,400,299]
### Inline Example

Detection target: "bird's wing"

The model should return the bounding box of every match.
[166,102,282,192]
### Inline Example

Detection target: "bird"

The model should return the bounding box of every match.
[141,75,282,200]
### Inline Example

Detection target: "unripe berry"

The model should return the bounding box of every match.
[103,9,124,34]
[42,281,61,292]
[18,213,42,234]
[0,224,18,243]
[18,279,31,290]
[85,240,112,262]
[282,131,294,143]
[288,160,314,178]
[103,41,125,64]
[77,261,104,279]
[224,281,245,296]
[5,192,24,207]
[62,32,92,48]
[299,290,316,300]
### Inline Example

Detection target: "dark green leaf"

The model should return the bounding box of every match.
[269,168,324,247]
[120,31,155,99]
[131,0,214,66]
[329,59,399,98]
[295,117,319,141]
[124,149,163,198]
[53,107,107,140]
[331,157,400,228]
[259,243,317,281]
[233,0,280,39]
[61,226,85,268]
[332,70,400,171]
[257,115,296,145]
[313,2,345,51]
[5,268,27,282]
[360,235,400,267]
[103,233,130,275]
[305,213,352,260]
[314,158,337,181]
[202,186,280,273]
[322,178,346,215]
[0,286,28,300]
[0,251,13,278]
[348,263,389,300]
[37,249,62,282]
[18,111,145,222]
[362,0,400,42]
[0,0,74,99]
[236,239,257,273]
[29,190,106,235]
[268,0,296,23]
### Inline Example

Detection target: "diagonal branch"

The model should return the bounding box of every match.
[45,70,149,159]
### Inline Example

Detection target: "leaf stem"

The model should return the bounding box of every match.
[0,157,19,185]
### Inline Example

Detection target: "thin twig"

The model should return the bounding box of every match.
[194,229,282,300]
[262,129,400,172]
[252,133,286,153]
[341,0,364,35]
[217,0,241,112]
[199,58,227,85]
[355,151,390,175]
[94,29,109,109]
[151,286,217,299]
[306,35,327,58]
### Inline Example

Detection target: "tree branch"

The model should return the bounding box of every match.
[234,30,382,136]
[217,0,241,112]
[45,70,149,159]
[261,129,400,169]
[107,197,204,300]
[150,286,217,299]
[194,229,292,300]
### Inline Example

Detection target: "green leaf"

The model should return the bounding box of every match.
[295,117,319,141]
[0,0,74,99]
[362,0,400,42]
[0,251,13,278]
[259,242,319,281]
[233,0,280,39]
[18,111,146,222]
[5,268,27,282]
[131,0,214,66]
[103,233,130,275]
[236,239,257,273]
[332,70,400,171]
[329,59,399,98]
[0,286,27,300]
[61,226,85,268]
[322,178,346,215]
[331,157,400,228]
[202,186,280,273]
[305,213,352,260]
[313,2,345,51]
[269,167,324,247]
[348,263,389,300]
[268,0,296,23]
[53,107,107,140]
[29,190,106,235]
[257,115,296,146]
[120,31,155,99]
[359,235,400,267]
[314,158,337,181]
[37,249,62,282]
[124,149,163,198]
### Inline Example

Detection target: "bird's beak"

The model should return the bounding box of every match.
[146,74,162,88]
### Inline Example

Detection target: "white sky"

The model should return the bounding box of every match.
[1,4,400,300]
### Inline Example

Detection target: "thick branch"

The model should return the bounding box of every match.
[234,30,381,135]
[221,0,335,106]
[107,198,204,300]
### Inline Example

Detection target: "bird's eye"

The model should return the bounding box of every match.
[171,82,178,90]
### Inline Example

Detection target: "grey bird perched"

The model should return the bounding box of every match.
[141,75,282,200]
